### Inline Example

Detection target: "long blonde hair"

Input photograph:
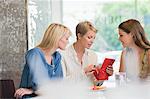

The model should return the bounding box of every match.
[118,19,150,78]
[38,23,71,54]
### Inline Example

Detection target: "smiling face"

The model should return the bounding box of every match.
[118,29,134,48]
[78,30,96,49]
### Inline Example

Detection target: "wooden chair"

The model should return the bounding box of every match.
[0,79,15,99]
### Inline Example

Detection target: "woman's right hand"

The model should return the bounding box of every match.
[14,88,33,98]
[85,68,104,86]
[84,64,97,74]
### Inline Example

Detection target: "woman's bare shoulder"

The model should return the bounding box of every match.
[121,49,126,56]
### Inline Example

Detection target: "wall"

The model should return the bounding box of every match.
[0,0,27,88]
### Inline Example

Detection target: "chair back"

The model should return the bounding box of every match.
[0,79,15,99]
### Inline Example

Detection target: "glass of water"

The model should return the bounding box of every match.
[115,72,127,87]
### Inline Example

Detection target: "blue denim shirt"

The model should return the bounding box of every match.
[19,48,63,93]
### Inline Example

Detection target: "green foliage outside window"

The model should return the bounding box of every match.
[92,0,150,52]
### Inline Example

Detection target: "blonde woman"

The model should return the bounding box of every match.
[118,19,150,82]
[61,21,113,85]
[14,23,71,98]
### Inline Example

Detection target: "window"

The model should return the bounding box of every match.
[28,0,52,49]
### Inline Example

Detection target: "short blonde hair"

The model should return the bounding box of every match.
[38,23,71,51]
[76,21,97,40]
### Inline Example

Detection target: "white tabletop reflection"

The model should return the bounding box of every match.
[33,74,150,99]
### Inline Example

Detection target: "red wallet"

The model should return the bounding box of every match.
[93,58,115,80]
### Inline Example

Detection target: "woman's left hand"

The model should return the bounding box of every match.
[14,88,33,98]
[106,65,114,76]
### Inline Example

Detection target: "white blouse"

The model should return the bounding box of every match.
[124,48,140,82]
[124,48,150,83]
[60,44,98,82]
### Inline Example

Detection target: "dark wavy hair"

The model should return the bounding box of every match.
[118,19,150,50]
